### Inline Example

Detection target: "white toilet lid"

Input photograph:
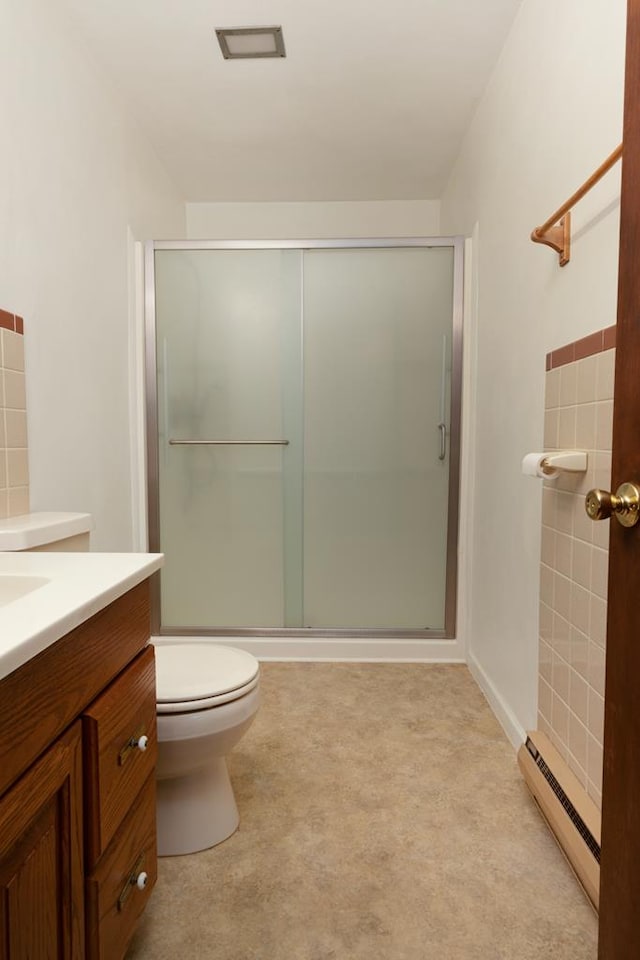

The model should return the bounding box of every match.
[154,643,259,704]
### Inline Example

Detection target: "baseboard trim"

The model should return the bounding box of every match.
[153,635,465,663]
[467,651,526,749]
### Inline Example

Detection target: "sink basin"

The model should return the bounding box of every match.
[0,575,51,608]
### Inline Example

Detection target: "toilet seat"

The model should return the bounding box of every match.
[155,643,260,715]
[157,673,260,714]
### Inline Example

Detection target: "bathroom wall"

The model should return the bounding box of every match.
[186,200,440,239]
[539,329,615,809]
[0,310,28,518]
[0,0,185,550]
[439,0,625,743]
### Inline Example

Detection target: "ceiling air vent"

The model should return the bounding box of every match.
[216,26,286,60]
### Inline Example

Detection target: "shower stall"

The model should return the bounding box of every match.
[145,238,463,649]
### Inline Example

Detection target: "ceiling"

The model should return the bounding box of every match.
[60,0,523,202]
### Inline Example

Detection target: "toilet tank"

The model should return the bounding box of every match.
[0,512,93,552]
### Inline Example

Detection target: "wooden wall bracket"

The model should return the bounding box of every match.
[530,143,622,267]
[531,212,571,267]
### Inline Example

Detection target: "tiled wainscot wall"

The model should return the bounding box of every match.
[537,326,615,810]
[0,309,29,519]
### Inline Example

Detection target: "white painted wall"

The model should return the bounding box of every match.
[0,0,185,550]
[186,200,440,239]
[440,0,626,742]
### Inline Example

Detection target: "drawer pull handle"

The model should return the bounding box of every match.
[118,855,148,911]
[118,731,149,766]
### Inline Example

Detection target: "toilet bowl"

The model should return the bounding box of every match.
[153,641,260,857]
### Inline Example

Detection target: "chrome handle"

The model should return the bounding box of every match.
[438,423,446,461]
[169,439,289,446]
[585,482,640,527]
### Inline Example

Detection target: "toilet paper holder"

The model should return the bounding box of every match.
[522,450,588,478]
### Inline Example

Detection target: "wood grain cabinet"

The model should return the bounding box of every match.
[0,580,157,960]
[0,723,84,959]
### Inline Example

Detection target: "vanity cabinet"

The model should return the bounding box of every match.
[0,580,157,960]
[0,722,84,958]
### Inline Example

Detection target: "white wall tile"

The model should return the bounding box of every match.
[573,497,594,544]
[575,403,596,448]
[596,349,615,401]
[555,492,575,536]
[541,525,555,567]
[539,676,553,721]
[3,370,26,410]
[555,532,572,577]
[591,547,609,600]
[540,562,554,609]
[571,539,591,590]
[554,573,572,621]
[539,601,553,644]
[552,613,572,662]
[544,409,559,448]
[559,364,577,407]
[576,355,598,405]
[570,669,589,724]
[537,345,614,813]
[1,330,24,372]
[568,712,588,773]
[551,694,570,748]
[596,399,614,451]
[570,627,590,679]
[590,594,607,648]
[570,582,590,635]
[558,406,577,447]
[588,689,605,744]
[545,368,561,410]
[588,642,606,698]
[8,486,29,516]
[7,448,28,487]
[4,410,27,448]
[552,651,570,703]
[587,736,604,792]
[593,450,612,491]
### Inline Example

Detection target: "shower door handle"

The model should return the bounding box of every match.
[169,439,290,446]
[438,423,446,461]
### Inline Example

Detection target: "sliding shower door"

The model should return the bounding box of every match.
[303,248,453,629]
[148,239,462,636]
[153,249,303,628]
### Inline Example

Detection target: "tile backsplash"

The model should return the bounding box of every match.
[0,309,29,519]
[538,326,615,810]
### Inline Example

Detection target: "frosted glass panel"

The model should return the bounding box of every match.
[155,249,302,628]
[302,247,454,629]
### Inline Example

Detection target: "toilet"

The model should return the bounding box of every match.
[153,641,260,857]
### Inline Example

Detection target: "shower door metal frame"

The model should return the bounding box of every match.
[145,237,464,639]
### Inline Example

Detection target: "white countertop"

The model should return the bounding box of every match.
[0,552,163,681]
[0,512,93,550]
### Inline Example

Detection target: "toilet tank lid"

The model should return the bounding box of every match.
[154,642,259,702]
[0,512,93,550]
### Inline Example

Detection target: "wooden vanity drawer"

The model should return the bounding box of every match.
[83,646,157,867]
[86,774,157,960]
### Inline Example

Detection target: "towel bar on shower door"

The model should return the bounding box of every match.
[168,439,290,446]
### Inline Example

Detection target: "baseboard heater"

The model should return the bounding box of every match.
[517,730,601,910]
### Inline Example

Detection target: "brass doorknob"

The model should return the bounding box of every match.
[585,482,640,527]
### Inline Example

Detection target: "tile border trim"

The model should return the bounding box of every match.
[546,325,616,370]
[0,309,24,335]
